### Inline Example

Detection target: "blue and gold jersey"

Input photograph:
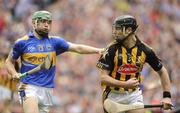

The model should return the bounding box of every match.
[11,32,69,88]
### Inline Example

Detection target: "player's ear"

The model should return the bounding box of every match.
[32,20,35,25]
[32,20,35,27]
[32,20,37,29]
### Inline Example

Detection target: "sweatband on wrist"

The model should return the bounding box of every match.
[163,91,171,98]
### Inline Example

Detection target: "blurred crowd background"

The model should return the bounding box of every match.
[0,0,179,113]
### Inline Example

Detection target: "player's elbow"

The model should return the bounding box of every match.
[5,57,14,68]
[75,46,84,53]
[100,74,108,84]
[5,58,10,67]
[68,44,84,54]
[157,66,167,77]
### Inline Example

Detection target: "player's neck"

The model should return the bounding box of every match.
[123,35,136,49]
[33,31,43,39]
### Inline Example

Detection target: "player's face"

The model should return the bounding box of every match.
[112,26,132,41]
[37,19,52,33]
[33,19,52,36]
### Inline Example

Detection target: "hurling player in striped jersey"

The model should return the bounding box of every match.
[97,15,173,113]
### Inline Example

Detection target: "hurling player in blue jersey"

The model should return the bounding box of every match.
[5,11,103,113]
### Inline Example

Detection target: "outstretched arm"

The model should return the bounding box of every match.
[67,42,103,54]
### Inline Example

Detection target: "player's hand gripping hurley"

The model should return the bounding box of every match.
[19,54,52,78]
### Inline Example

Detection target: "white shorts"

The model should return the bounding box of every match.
[107,89,143,113]
[18,83,53,113]
[0,86,11,101]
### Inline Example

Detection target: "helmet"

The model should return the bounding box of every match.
[32,10,52,21]
[113,15,138,31]
[112,15,138,43]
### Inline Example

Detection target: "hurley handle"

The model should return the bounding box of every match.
[19,72,28,78]
[144,104,163,108]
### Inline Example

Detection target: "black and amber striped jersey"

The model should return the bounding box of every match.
[0,57,18,91]
[97,37,163,92]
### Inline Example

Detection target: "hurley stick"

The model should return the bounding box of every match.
[19,54,52,78]
[104,99,163,113]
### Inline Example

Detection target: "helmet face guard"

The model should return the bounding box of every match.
[112,15,138,43]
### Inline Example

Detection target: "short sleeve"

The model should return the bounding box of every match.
[52,37,69,55]
[96,48,114,71]
[145,49,163,71]
[11,40,24,60]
